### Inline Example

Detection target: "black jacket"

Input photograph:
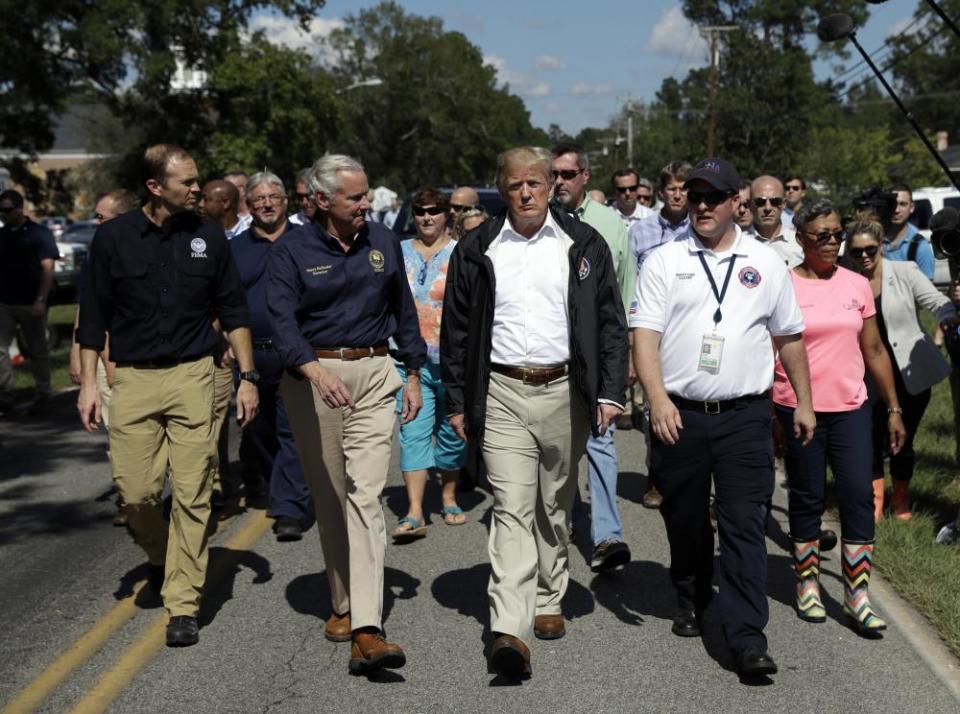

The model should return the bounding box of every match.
[440,206,628,441]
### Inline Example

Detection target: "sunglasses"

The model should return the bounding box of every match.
[803,229,845,243]
[848,245,879,258]
[0,205,15,214]
[688,190,732,207]
[295,192,311,200]
[785,185,803,191]
[551,169,584,181]
[615,184,639,193]
[450,203,473,213]
[413,205,445,217]
[752,196,784,208]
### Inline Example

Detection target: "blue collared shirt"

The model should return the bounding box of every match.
[267,220,427,370]
[628,211,691,270]
[883,222,935,280]
[231,222,296,341]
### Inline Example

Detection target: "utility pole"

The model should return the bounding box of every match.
[617,94,637,167]
[698,26,736,157]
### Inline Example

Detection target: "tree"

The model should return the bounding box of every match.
[327,1,548,192]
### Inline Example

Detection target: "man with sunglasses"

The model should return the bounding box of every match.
[289,168,316,226]
[448,186,480,224]
[0,189,58,414]
[611,168,654,230]
[750,175,802,268]
[632,157,815,678]
[552,142,636,575]
[783,175,806,223]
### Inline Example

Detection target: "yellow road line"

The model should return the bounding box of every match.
[0,508,253,714]
[68,511,272,714]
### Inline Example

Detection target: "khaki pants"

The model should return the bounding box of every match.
[482,372,589,647]
[0,304,51,397]
[210,364,234,494]
[282,355,402,631]
[96,359,112,428]
[110,357,216,617]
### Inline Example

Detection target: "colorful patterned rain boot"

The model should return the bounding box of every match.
[793,538,827,623]
[842,540,887,634]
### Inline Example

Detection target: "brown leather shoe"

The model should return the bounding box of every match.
[643,485,663,509]
[349,630,406,674]
[533,614,565,640]
[325,612,351,643]
[490,634,531,679]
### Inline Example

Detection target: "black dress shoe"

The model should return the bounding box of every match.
[736,648,778,676]
[273,516,303,542]
[590,539,631,573]
[671,609,701,637]
[166,616,199,647]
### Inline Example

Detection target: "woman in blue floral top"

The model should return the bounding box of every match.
[392,187,468,543]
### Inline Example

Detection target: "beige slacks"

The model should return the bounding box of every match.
[210,364,234,493]
[282,355,402,631]
[482,372,589,647]
[109,357,216,617]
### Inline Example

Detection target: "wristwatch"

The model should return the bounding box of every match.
[238,370,260,384]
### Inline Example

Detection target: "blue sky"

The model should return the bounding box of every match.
[255,0,921,134]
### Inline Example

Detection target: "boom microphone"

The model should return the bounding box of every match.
[817,14,855,42]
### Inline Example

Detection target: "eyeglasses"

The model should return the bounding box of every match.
[848,245,879,258]
[295,192,311,201]
[551,169,584,181]
[250,194,285,207]
[802,229,845,244]
[785,185,803,191]
[615,184,639,194]
[450,204,474,213]
[413,205,445,217]
[752,196,784,208]
[688,190,732,207]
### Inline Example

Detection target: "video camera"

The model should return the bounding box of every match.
[931,206,960,263]
[850,186,898,227]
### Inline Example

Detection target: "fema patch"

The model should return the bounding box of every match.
[578,256,591,281]
[190,237,208,258]
[739,266,761,288]
[369,249,385,272]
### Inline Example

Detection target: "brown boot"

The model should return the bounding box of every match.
[349,629,406,674]
[872,478,885,523]
[325,612,351,642]
[490,634,531,679]
[643,484,663,509]
[533,614,565,640]
[891,480,912,521]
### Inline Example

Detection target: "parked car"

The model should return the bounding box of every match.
[391,186,505,239]
[910,186,960,286]
[40,216,71,240]
[52,239,88,304]
[61,220,98,246]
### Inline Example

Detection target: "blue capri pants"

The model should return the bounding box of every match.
[396,362,466,473]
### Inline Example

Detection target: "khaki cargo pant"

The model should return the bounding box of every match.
[109,357,216,617]
[210,364,234,494]
[282,355,402,631]
[482,372,589,647]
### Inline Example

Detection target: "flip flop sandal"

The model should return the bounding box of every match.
[441,505,466,526]
[392,516,427,543]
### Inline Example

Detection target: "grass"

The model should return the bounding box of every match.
[872,312,960,658]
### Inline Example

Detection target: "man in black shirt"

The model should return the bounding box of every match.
[77,144,258,647]
[0,189,59,412]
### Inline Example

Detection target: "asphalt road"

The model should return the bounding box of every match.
[1,391,959,713]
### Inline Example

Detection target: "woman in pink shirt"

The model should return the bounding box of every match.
[773,198,906,635]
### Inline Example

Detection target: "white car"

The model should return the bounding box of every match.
[911,186,960,286]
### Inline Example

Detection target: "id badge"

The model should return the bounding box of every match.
[698,333,724,374]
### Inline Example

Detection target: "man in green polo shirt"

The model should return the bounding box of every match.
[551,142,636,574]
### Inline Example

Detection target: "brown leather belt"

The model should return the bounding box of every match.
[490,363,568,385]
[314,344,389,360]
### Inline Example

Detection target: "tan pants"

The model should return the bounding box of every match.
[109,357,216,617]
[96,359,112,428]
[282,355,402,631]
[210,364,234,493]
[482,372,589,647]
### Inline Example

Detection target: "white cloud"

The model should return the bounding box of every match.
[645,6,707,59]
[247,14,344,63]
[886,14,924,40]
[570,82,613,96]
[535,54,567,70]
[527,82,552,98]
[483,53,526,86]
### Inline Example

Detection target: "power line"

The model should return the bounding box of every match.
[832,8,930,82]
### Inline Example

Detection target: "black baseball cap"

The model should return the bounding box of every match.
[683,158,741,193]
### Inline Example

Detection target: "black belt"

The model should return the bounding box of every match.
[252,338,274,351]
[670,392,769,415]
[115,355,205,369]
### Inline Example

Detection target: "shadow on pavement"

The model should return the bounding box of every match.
[590,559,673,626]
[382,480,487,524]
[285,567,420,628]
[616,470,651,504]
[199,546,273,628]
[0,496,113,545]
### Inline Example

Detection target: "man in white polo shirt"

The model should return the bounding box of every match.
[631,157,815,679]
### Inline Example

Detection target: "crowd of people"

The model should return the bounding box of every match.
[0,138,956,682]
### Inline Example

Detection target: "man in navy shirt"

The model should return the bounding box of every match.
[268,154,426,675]
[0,189,59,412]
[231,170,314,541]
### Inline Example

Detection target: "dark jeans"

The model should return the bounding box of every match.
[776,402,873,543]
[652,398,774,653]
[239,349,315,524]
[871,379,931,483]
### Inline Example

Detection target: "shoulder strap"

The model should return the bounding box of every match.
[907,236,919,263]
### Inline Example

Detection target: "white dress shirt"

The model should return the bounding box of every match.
[615,202,655,230]
[752,221,802,267]
[630,225,804,401]
[224,213,252,240]
[288,210,310,226]
[486,212,573,366]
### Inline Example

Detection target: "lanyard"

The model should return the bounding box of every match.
[697,251,738,326]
